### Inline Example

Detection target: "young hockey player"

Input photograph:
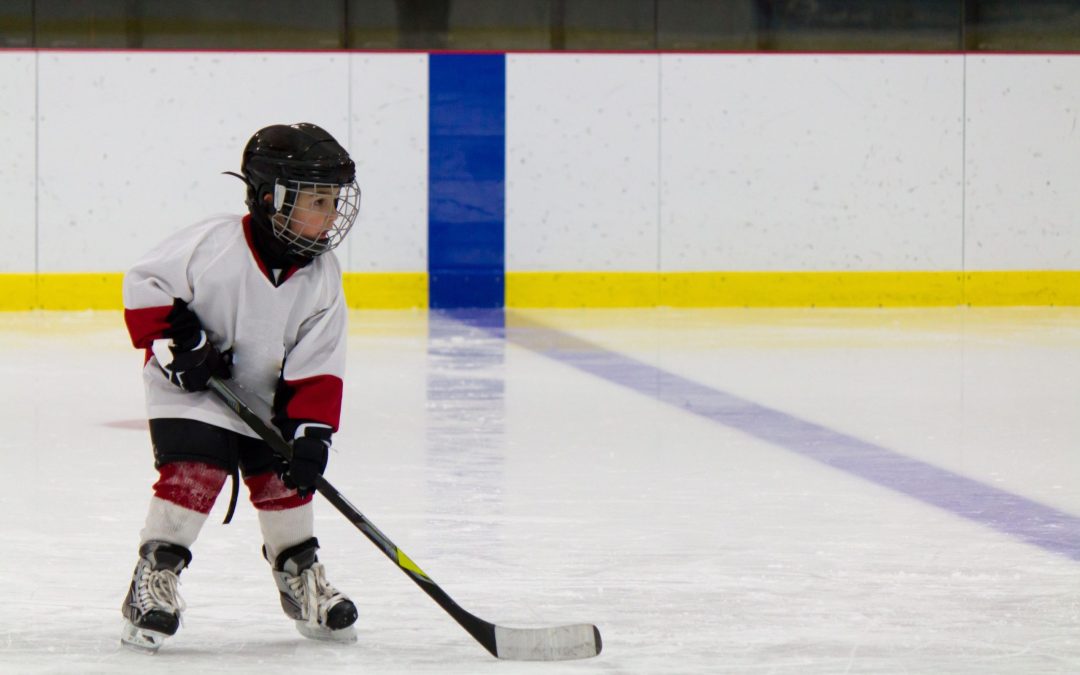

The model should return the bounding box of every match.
[120,123,361,653]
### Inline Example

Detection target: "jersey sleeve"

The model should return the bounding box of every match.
[273,282,348,436]
[122,230,199,349]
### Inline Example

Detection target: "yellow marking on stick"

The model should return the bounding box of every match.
[396,549,430,580]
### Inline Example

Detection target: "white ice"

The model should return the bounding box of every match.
[2,307,1080,674]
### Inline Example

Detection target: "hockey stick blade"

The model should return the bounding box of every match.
[207,377,602,661]
[494,624,602,661]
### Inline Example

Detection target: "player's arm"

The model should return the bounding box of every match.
[123,233,230,391]
[272,290,348,494]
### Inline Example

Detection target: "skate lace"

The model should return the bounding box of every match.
[287,562,346,627]
[140,568,186,618]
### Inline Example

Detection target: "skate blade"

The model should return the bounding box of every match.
[120,620,169,654]
[295,620,357,643]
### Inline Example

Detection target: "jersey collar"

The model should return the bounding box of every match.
[242,214,306,286]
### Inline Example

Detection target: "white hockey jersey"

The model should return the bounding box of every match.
[123,214,347,439]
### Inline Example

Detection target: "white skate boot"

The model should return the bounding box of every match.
[268,537,357,642]
[120,540,190,654]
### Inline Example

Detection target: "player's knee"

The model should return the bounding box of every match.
[244,471,313,511]
[153,461,229,514]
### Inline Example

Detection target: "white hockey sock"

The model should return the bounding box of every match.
[139,496,209,549]
[258,503,314,563]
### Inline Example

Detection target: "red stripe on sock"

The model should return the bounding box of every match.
[245,472,313,511]
[153,461,228,514]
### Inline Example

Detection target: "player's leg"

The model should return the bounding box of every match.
[121,419,234,652]
[241,439,357,642]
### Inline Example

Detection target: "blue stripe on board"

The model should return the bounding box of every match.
[428,54,506,309]
[445,309,1080,563]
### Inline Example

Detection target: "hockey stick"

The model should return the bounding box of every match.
[206,376,602,661]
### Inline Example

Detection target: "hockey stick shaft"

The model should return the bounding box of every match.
[207,377,600,660]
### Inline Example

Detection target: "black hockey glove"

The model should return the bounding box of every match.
[157,330,233,392]
[280,425,331,497]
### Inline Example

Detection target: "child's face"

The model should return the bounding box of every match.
[279,186,340,241]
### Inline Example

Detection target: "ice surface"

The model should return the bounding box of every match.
[2,307,1080,673]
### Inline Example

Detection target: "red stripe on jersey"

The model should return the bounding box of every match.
[152,461,228,514]
[242,215,272,282]
[124,305,173,348]
[244,471,313,511]
[282,374,343,431]
[279,265,300,284]
[242,214,300,286]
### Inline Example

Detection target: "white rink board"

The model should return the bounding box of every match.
[6,52,1080,275]
[506,54,660,271]
[347,53,428,272]
[36,52,349,273]
[34,52,429,274]
[964,55,1080,270]
[659,54,965,272]
[0,52,36,273]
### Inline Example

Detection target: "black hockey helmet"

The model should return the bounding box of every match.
[232,123,360,259]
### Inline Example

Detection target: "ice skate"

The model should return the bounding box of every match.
[120,540,191,653]
[268,537,357,642]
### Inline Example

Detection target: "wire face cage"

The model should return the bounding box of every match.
[270,180,361,257]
